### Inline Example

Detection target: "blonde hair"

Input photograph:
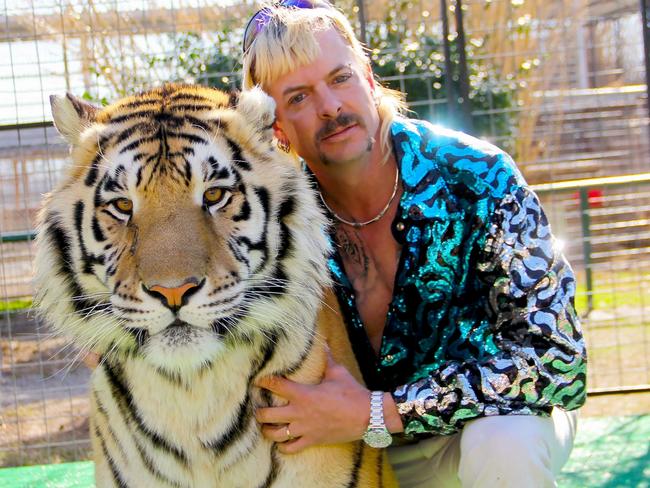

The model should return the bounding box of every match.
[241,3,407,160]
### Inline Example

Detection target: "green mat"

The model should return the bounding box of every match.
[0,461,94,487]
[560,415,650,488]
[1,415,648,487]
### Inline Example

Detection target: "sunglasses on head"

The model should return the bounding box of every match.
[242,0,332,54]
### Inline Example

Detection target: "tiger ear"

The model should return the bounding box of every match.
[234,87,276,138]
[49,93,98,146]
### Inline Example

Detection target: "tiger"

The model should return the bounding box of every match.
[34,83,397,487]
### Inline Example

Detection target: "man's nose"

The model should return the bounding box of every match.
[316,87,342,119]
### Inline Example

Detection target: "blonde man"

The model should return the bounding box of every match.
[243,2,586,487]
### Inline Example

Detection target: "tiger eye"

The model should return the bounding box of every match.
[115,198,133,213]
[204,188,224,204]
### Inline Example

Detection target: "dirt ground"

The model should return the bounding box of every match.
[1,311,649,468]
[1,313,91,467]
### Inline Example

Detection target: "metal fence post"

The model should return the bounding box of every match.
[641,0,650,139]
[355,0,368,46]
[440,0,456,126]
[579,188,594,313]
[454,0,473,133]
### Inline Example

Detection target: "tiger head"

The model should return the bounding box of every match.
[35,84,331,375]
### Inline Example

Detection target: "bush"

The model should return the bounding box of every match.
[366,0,515,147]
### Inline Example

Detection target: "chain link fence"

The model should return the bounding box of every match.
[1,0,648,467]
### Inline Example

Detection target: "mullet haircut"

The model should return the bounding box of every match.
[241,3,407,162]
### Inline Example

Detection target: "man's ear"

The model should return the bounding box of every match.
[273,121,288,145]
[364,64,376,93]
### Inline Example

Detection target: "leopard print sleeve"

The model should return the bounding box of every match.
[392,185,587,436]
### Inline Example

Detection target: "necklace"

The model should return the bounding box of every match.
[318,165,400,228]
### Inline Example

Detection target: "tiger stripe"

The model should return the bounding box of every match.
[95,383,187,488]
[203,333,277,457]
[226,137,252,171]
[85,153,103,186]
[94,392,128,463]
[103,362,189,467]
[73,200,105,275]
[258,446,280,488]
[97,427,130,488]
[45,221,108,316]
[346,442,364,488]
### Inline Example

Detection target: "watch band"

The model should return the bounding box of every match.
[362,391,393,448]
[368,390,386,428]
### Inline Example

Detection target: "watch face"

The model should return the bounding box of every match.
[363,428,393,448]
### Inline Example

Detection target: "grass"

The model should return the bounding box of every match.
[573,269,650,315]
[559,415,650,488]
[0,299,32,313]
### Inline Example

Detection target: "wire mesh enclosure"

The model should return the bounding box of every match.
[1,0,649,467]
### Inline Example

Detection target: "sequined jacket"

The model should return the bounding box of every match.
[328,118,587,437]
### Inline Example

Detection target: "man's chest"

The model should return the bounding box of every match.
[334,220,401,350]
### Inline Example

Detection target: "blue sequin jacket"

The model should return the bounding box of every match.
[328,118,587,437]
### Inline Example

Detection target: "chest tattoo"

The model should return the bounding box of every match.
[335,226,369,277]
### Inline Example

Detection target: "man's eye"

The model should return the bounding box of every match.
[333,72,352,84]
[288,93,306,105]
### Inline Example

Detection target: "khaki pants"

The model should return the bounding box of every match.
[388,409,578,488]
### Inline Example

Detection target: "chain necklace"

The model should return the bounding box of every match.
[318,165,400,228]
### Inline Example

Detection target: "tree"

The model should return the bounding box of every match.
[82,0,518,154]
[364,0,516,151]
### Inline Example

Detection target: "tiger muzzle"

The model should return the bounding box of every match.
[144,278,204,311]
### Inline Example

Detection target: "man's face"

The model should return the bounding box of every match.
[266,28,380,168]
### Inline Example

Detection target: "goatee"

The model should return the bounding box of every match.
[367,136,376,152]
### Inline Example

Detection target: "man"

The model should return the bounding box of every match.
[242,2,587,486]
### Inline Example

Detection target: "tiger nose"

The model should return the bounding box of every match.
[145,279,203,311]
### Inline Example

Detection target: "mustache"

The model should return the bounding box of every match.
[316,113,364,141]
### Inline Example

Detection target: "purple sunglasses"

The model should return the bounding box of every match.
[242,0,332,53]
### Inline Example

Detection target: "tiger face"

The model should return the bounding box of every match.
[35,84,330,376]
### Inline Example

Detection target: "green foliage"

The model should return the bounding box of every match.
[81,91,109,106]
[366,0,516,147]
[146,31,242,92]
[82,30,243,104]
[82,1,515,147]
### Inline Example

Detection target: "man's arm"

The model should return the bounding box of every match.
[392,185,587,437]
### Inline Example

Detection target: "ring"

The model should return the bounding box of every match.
[285,425,294,441]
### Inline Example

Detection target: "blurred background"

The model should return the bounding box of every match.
[1,0,649,477]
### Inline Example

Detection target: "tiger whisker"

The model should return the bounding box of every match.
[100,331,132,366]
[237,307,310,336]
[57,330,125,380]
[242,289,338,315]
[49,322,129,380]
[53,314,124,356]
[50,318,122,362]
[69,294,111,303]
[63,307,114,323]
[58,299,112,316]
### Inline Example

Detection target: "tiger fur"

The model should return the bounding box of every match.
[35,84,396,487]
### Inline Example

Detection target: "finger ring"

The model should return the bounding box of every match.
[285,425,294,441]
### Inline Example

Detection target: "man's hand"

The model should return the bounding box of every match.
[255,353,371,454]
